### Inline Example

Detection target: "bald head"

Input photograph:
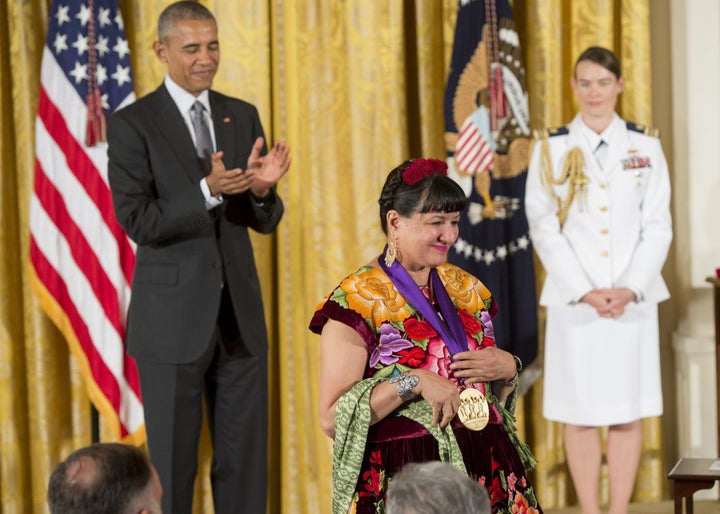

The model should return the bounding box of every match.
[48,443,162,514]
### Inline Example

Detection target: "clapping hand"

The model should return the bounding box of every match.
[205,138,291,197]
[246,137,291,198]
[206,151,253,196]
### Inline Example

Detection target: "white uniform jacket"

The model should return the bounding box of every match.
[525,114,672,307]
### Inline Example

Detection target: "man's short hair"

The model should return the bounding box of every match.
[47,442,154,514]
[157,1,216,42]
[386,461,491,514]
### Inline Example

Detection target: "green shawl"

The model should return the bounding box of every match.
[331,377,466,514]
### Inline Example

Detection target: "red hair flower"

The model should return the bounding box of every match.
[402,158,448,185]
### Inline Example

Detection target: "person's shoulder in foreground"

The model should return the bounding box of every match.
[386,460,491,514]
[48,442,162,514]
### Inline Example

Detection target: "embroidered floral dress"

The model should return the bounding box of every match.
[310,262,542,514]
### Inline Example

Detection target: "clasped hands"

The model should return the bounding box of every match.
[581,287,636,318]
[206,137,291,197]
[411,348,516,428]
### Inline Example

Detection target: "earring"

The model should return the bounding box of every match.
[385,239,397,267]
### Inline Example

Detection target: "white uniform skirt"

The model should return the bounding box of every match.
[542,301,663,426]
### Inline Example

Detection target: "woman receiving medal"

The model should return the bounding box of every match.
[310,159,542,514]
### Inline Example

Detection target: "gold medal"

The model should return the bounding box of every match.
[457,387,489,431]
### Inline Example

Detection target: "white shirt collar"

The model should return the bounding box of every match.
[576,113,620,149]
[163,75,211,116]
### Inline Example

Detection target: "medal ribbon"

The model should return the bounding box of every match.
[379,246,468,355]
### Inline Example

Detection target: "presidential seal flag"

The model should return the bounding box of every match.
[29,0,143,441]
[444,0,538,384]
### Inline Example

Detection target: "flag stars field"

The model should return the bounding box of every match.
[76,4,92,26]
[72,34,88,55]
[69,61,87,83]
[113,37,130,59]
[55,4,70,25]
[53,33,68,53]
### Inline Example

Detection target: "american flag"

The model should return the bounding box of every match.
[444,0,538,376]
[29,0,143,441]
[455,107,495,175]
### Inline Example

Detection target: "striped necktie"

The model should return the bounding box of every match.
[190,101,213,174]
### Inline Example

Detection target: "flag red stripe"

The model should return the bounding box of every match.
[459,140,482,163]
[32,1,143,441]
[458,141,482,162]
[38,86,135,283]
[33,165,141,402]
[121,347,141,403]
[29,237,129,437]
[467,143,491,167]
[33,160,125,337]
[32,164,142,400]
[458,146,492,172]
[456,121,494,173]
[457,129,480,153]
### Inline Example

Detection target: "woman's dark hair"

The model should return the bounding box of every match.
[378,159,467,235]
[574,46,622,80]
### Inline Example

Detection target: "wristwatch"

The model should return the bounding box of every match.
[389,372,419,402]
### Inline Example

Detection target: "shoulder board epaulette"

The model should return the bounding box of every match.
[626,121,660,138]
[532,126,569,140]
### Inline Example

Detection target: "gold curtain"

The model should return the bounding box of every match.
[0,0,663,512]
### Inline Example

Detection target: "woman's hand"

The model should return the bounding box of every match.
[412,369,461,428]
[603,288,636,317]
[581,287,636,318]
[448,347,516,385]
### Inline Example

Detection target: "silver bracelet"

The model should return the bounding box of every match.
[501,355,523,387]
[388,372,419,402]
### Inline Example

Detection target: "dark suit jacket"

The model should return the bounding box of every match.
[108,84,283,364]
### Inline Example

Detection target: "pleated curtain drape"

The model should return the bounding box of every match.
[0,0,663,512]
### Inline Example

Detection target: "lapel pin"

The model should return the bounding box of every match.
[223,117,231,123]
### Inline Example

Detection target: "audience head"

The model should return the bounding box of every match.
[378,158,467,235]
[385,461,491,514]
[48,442,162,514]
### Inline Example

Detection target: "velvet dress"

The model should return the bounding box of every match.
[310,262,542,514]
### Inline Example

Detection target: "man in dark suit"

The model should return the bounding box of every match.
[107,2,290,513]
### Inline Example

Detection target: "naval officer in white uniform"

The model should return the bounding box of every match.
[525,46,672,514]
